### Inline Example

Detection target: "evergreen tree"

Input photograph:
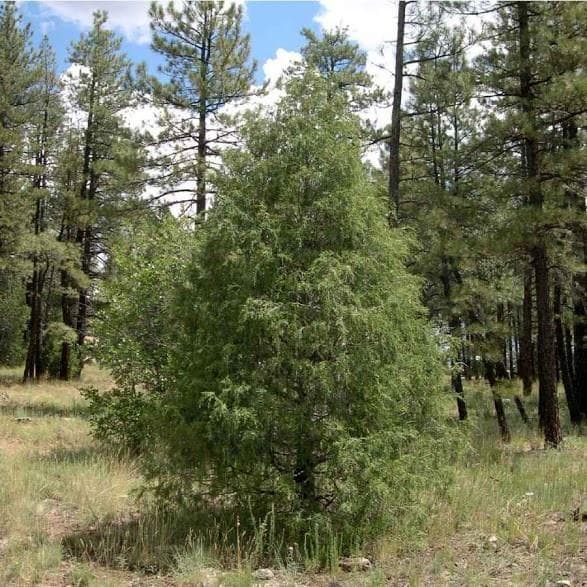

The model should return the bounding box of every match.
[147,0,256,214]
[145,74,453,544]
[476,1,586,444]
[22,37,64,381]
[400,21,480,420]
[0,2,39,365]
[60,11,142,378]
[0,1,37,266]
[299,27,377,109]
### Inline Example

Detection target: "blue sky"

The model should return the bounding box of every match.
[19,1,322,84]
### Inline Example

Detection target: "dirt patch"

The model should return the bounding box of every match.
[0,437,25,455]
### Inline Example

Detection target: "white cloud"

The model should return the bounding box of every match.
[315,0,398,53]
[314,0,398,134]
[262,48,301,87]
[38,0,151,44]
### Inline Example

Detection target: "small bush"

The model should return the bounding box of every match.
[82,386,153,454]
[42,322,81,379]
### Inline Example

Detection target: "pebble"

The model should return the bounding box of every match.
[254,568,275,581]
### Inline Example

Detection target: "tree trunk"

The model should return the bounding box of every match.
[387,0,406,222]
[514,395,530,425]
[518,1,561,447]
[554,279,581,423]
[60,268,76,381]
[485,360,511,443]
[196,20,210,216]
[533,246,561,445]
[519,268,534,395]
[452,370,468,421]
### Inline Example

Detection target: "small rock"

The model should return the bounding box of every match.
[486,535,499,550]
[340,556,372,572]
[555,581,571,587]
[254,568,275,581]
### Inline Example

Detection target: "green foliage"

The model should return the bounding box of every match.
[0,272,27,366]
[86,213,190,452]
[0,2,38,267]
[82,385,151,454]
[299,27,380,110]
[41,322,80,379]
[147,0,256,211]
[145,74,454,549]
[95,213,189,394]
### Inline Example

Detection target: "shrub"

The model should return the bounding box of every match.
[85,213,189,452]
[42,321,81,379]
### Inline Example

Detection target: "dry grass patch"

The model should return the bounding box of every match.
[1,367,586,586]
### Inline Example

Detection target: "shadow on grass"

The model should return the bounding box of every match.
[62,504,288,573]
[0,373,22,388]
[62,508,206,573]
[0,401,90,418]
[34,445,98,464]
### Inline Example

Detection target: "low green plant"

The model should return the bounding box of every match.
[42,321,81,379]
[82,385,153,454]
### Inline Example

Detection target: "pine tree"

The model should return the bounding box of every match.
[475,1,587,444]
[59,11,142,378]
[400,22,480,420]
[22,37,64,381]
[299,27,377,109]
[0,2,39,365]
[147,0,256,214]
[0,2,38,265]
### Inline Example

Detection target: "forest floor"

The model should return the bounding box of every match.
[0,365,586,586]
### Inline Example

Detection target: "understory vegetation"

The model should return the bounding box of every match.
[0,367,586,586]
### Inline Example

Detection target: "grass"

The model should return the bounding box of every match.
[0,366,585,586]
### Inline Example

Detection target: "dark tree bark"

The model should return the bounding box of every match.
[59,267,76,381]
[387,0,406,221]
[519,268,534,395]
[441,256,468,420]
[196,18,210,216]
[23,103,50,383]
[514,395,530,425]
[554,279,582,423]
[518,1,561,447]
[485,360,511,443]
[571,144,587,414]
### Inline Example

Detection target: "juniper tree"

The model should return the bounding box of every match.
[147,0,256,214]
[144,74,453,545]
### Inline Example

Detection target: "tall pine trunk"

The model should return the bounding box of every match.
[519,268,534,395]
[387,0,406,221]
[195,17,210,216]
[554,279,581,423]
[23,105,50,382]
[518,1,561,446]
